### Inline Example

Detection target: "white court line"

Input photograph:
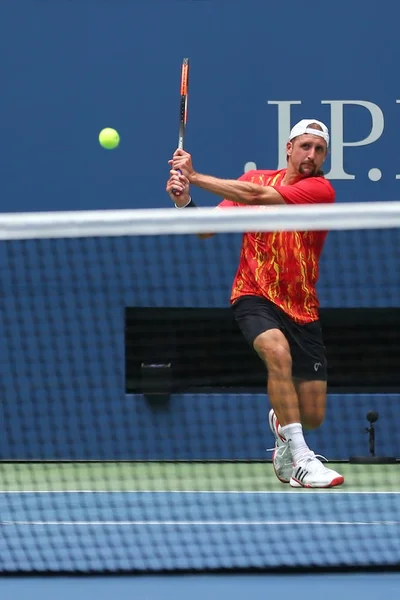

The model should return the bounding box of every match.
[2,520,400,526]
[1,490,399,494]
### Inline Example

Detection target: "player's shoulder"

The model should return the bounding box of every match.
[299,174,335,202]
[240,169,283,182]
[246,169,281,175]
[244,169,282,177]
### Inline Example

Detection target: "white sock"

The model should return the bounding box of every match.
[280,423,311,465]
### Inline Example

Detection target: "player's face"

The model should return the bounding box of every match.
[287,134,328,177]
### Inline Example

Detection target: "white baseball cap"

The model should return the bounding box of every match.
[289,119,329,147]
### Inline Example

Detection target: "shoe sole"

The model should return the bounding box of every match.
[289,475,345,488]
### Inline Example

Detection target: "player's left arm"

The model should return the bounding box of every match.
[192,172,285,205]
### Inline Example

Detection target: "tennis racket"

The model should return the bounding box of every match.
[173,57,189,196]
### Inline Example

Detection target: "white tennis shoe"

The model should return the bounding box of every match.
[268,409,293,484]
[290,453,344,488]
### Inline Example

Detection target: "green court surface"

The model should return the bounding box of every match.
[0,462,398,492]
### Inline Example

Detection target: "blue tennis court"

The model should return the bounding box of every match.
[2,482,400,600]
[2,573,400,600]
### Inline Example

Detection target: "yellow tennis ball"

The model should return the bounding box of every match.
[99,128,120,150]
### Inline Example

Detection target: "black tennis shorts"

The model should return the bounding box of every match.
[231,295,327,381]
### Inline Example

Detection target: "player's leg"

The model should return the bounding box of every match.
[290,318,328,427]
[294,379,326,430]
[253,312,325,477]
[287,320,344,488]
[232,296,300,425]
[254,328,303,484]
[231,296,299,483]
[253,328,300,425]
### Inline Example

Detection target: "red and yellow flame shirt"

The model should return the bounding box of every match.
[219,169,335,324]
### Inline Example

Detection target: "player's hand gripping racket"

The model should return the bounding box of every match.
[172,57,189,197]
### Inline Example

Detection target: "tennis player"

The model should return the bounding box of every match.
[166,120,344,488]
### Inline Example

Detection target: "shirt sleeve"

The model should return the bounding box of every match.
[272,176,335,205]
[217,171,255,208]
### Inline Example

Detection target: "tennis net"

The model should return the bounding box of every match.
[1,202,400,574]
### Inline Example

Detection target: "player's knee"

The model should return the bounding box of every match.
[256,342,292,374]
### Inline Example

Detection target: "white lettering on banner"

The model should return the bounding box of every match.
[244,100,396,181]
[322,101,384,180]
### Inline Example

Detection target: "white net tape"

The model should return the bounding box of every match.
[1,201,400,240]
